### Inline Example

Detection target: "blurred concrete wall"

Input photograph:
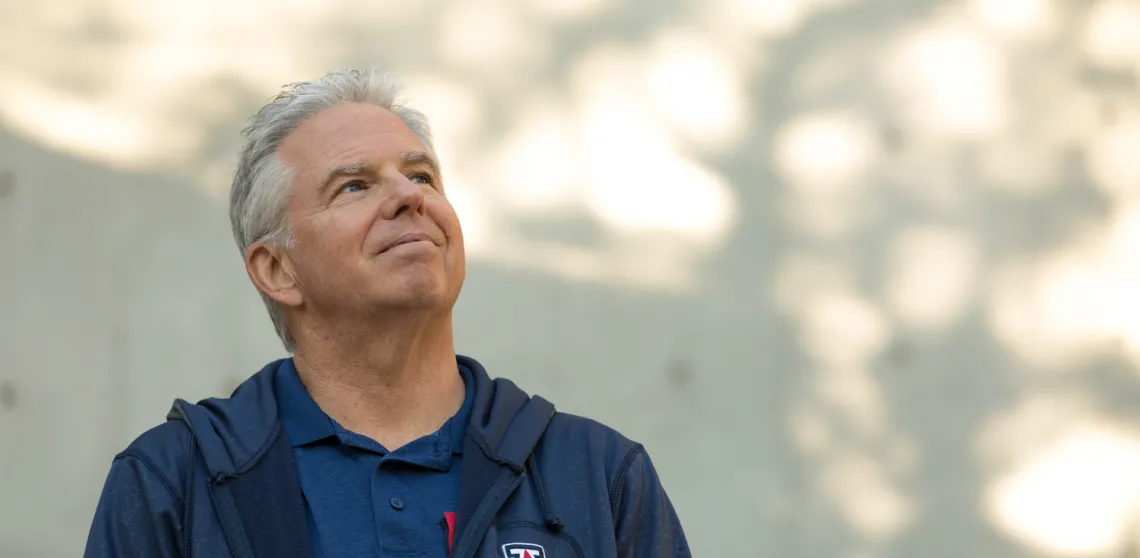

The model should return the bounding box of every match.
[5,0,1140,556]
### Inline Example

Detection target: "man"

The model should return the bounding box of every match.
[85,68,689,558]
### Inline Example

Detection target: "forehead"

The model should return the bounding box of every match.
[277,103,426,178]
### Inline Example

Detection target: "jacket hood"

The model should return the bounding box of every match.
[459,355,555,470]
[167,355,555,479]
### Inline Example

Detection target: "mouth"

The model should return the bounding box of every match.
[382,232,436,253]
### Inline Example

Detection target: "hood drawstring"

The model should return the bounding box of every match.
[526,456,564,533]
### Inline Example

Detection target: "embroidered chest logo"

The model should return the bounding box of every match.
[502,542,545,558]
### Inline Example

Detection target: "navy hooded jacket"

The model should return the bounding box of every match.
[84,356,690,558]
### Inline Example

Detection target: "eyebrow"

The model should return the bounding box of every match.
[400,150,441,177]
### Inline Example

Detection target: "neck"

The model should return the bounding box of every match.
[291,311,464,451]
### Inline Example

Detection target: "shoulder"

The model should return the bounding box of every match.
[88,420,195,557]
[121,418,193,463]
[112,419,194,498]
[543,411,641,452]
[538,411,646,482]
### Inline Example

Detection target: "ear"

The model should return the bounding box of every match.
[246,242,304,308]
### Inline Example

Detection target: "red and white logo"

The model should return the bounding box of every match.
[502,542,544,558]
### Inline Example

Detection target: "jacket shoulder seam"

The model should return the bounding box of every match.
[115,448,187,511]
[608,443,646,516]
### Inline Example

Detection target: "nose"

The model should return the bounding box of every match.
[381,173,426,220]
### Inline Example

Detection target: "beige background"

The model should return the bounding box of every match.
[4,0,1140,556]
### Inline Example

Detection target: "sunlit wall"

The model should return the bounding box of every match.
[2,0,1140,556]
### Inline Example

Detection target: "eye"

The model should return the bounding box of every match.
[339,180,366,194]
[409,173,434,185]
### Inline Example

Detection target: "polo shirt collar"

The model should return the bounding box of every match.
[275,358,337,447]
[275,357,475,451]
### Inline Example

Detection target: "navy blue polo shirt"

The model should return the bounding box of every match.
[274,358,473,558]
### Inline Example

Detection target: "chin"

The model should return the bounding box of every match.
[383,272,450,309]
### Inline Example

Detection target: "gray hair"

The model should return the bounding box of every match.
[229,68,435,352]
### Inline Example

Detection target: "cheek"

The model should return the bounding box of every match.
[431,199,464,243]
[293,208,371,264]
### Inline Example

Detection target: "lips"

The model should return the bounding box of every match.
[381,232,435,253]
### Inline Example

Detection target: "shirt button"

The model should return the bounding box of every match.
[390,497,404,510]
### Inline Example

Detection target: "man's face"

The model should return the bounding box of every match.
[269,102,465,322]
